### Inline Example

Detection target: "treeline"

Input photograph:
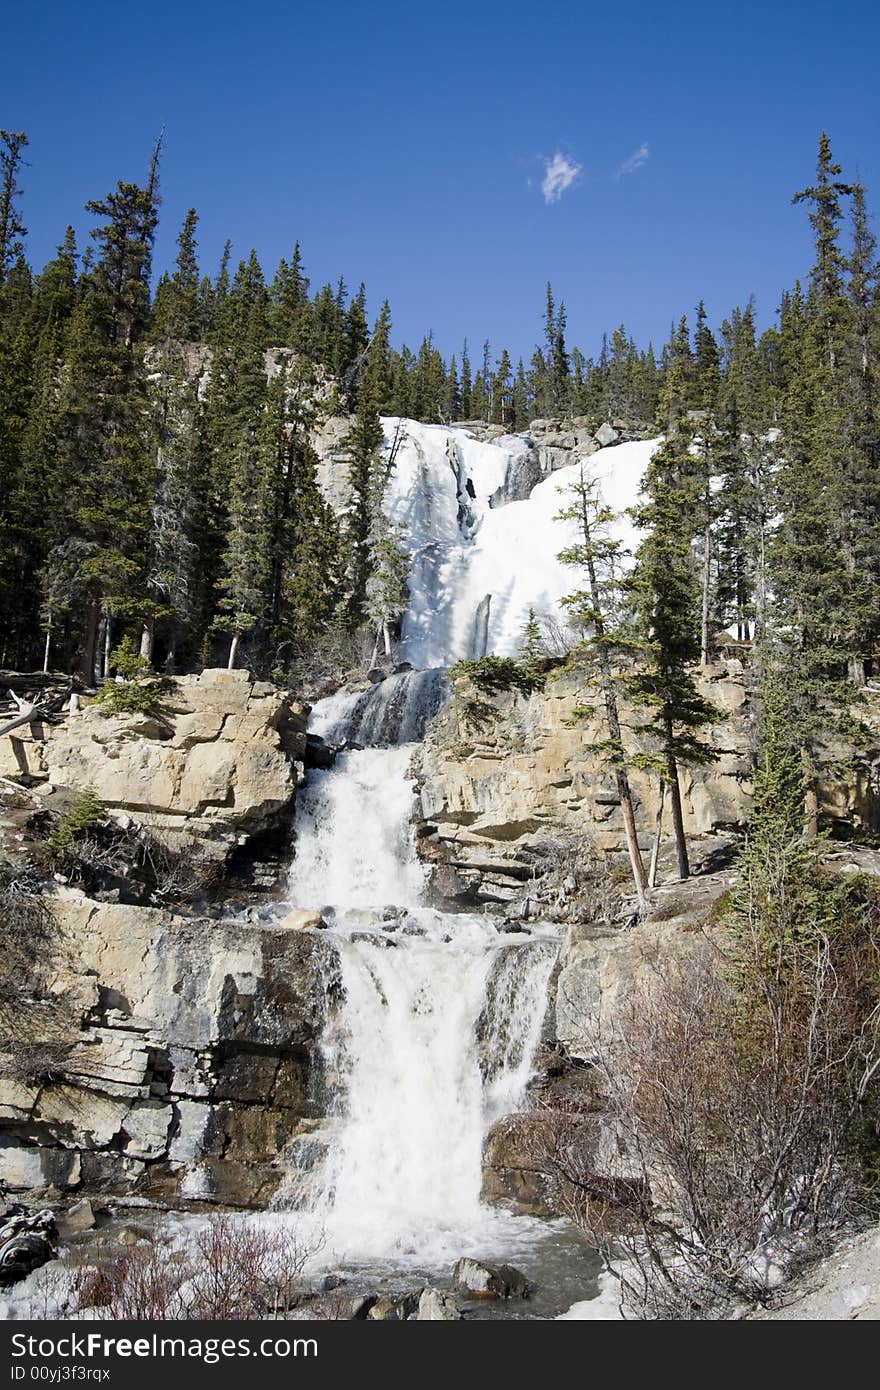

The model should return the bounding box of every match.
[546,132,879,899]
[0,131,877,700]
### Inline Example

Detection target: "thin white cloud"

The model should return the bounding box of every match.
[541,152,582,204]
[615,142,650,179]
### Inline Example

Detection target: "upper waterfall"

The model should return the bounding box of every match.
[377,418,660,668]
[309,667,447,747]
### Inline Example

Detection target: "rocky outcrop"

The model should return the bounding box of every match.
[0,891,339,1208]
[1,669,308,867]
[416,661,754,906]
[454,415,654,479]
[417,664,880,908]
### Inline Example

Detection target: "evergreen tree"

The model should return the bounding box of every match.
[518,606,545,672]
[626,423,723,880]
[0,130,28,282]
[460,340,472,418]
[150,207,200,342]
[365,515,409,663]
[53,144,162,678]
[344,370,386,624]
[492,348,512,426]
[556,467,649,905]
[511,358,530,429]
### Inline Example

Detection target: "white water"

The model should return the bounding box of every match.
[281,689,560,1269]
[281,420,658,1274]
[287,744,426,911]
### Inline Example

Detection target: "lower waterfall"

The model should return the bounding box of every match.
[281,680,560,1269]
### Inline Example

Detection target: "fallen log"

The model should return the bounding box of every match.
[0,690,41,740]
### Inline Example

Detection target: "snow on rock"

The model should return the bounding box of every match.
[380,418,660,669]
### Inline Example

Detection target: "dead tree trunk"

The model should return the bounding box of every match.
[0,691,39,740]
[648,778,665,889]
[664,713,690,880]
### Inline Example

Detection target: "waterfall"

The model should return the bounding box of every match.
[287,745,426,912]
[309,668,446,748]
[378,418,661,668]
[312,920,558,1267]
[281,676,559,1268]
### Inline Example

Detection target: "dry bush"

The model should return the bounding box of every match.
[0,888,77,1084]
[534,906,880,1318]
[134,832,221,904]
[520,832,622,924]
[288,627,377,699]
[72,1216,320,1320]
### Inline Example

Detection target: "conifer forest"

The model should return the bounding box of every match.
[3,92,880,1329]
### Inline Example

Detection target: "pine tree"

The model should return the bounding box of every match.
[151,208,200,342]
[626,426,723,880]
[365,515,409,663]
[492,348,512,426]
[0,130,28,283]
[518,606,545,672]
[460,341,472,418]
[771,136,869,830]
[511,358,530,429]
[345,370,386,624]
[556,466,649,906]
[53,144,162,678]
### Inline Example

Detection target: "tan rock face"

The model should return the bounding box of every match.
[0,890,340,1207]
[416,662,754,904]
[417,664,880,905]
[3,669,308,858]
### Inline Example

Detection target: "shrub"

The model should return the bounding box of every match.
[72,1215,319,1319]
[0,888,76,1083]
[89,680,164,717]
[449,656,544,694]
[108,636,153,682]
[46,787,105,861]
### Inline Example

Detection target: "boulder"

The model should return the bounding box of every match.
[594,422,619,447]
[57,1197,95,1238]
[34,670,308,861]
[0,1207,58,1286]
[278,908,326,931]
[417,1287,462,1320]
[451,1257,530,1299]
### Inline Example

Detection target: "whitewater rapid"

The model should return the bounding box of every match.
[279,681,560,1269]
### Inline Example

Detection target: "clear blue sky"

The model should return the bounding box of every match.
[5,0,879,362]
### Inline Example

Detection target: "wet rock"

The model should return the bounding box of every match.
[366,1292,420,1320]
[417,1286,462,1320]
[350,1294,378,1319]
[451,1257,530,1300]
[57,1198,96,1238]
[305,734,337,770]
[0,1207,59,1286]
[279,908,326,931]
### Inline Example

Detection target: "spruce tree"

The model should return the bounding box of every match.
[556,467,649,905]
[344,369,385,624]
[0,130,28,283]
[626,420,723,880]
[53,145,161,678]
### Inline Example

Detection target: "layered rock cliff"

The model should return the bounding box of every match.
[1,668,308,870]
[0,892,338,1208]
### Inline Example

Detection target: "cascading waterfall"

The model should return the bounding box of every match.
[282,675,559,1268]
[276,420,666,1273]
